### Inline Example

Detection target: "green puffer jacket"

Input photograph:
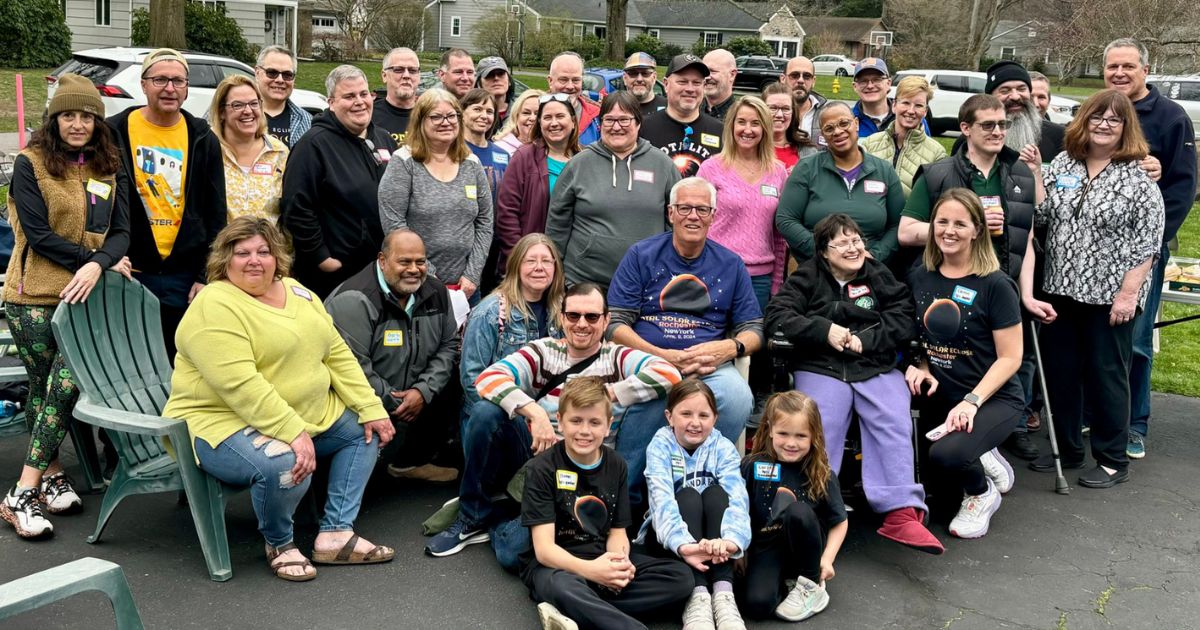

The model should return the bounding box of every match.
[862,124,947,197]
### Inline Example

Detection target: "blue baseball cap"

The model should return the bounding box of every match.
[853,57,889,78]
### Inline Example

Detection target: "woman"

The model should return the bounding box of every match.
[766,214,942,554]
[862,76,946,196]
[1023,89,1163,488]
[546,91,681,287]
[379,88,493,301]
[0,75,131,540]
[696,96,788,308]
[163,217,395,581]
[475,56,514,135]
[762,82,818,170]
[494,92,580,272]
[492,89,543,156]
[460,88,507,198]
[905,189,1022,539]
[210,75,288,223]
[776,102,905,267]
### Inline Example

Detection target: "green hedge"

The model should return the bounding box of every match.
[0,0,71,68]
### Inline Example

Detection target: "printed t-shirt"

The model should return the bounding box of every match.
[742,454,847,533]
[128,108,188,259]
[638,110,723,178]
[468,140,509,198]
[266,110,291,146]
[372,99,412,147]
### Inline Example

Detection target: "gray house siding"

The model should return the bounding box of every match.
[128,0,270,46]
[655,27,758,49]
[426,0,505,53]
[66,0,132,51]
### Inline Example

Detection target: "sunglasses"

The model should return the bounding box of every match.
[539,93,572,104]
[257,67,296,82]
[563,311,604,323]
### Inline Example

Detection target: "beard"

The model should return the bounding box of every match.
[1005,99,1042,150]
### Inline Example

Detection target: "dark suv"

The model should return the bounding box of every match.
[734,56,789,91]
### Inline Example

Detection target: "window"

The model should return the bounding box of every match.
[703,32,722,48]
[648,29,660,39]
[95,0,110,26]
[1001,47,1016,61]
[1178,81,1200,101]
[312,16,335,28]
[187,64,220,89]
[573,24,584,39]
[593,25,606,39]
[451,16,461,36]
[966,75,986,93]
[935,75,966,92]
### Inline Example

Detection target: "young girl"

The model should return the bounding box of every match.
[740,391,848,622]
[639,379,752,630]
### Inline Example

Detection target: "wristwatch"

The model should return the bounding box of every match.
[733,339,746,357]
[963,392,981,408]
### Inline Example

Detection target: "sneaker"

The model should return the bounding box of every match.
[979,448,1015,494]
[386,463,459,483]
[711,591,746,630]
[40,472,82,515]
[1127,434,1146,459]
[948,478,1001,539]
[424,515,489,557]
[1077,465,1130,489]
[775,575,829,622]
[682,591,715,630]
[536,602,579,630]
[0,486,54,539]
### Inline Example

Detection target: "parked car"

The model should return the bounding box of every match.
[418,71,533,97]
[581,68,665,101]
[1148,75,1200,140]
[811,54,857,77]
[45,47,328,120]
[891,69,1079,136]
[733,56,789,91]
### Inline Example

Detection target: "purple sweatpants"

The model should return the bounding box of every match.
[793,370,926,514]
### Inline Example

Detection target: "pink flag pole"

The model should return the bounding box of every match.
[16,73,26,149]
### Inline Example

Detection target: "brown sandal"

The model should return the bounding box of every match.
[266,542,317,582]
[311,534,395,565]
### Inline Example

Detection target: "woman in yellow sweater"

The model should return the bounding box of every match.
[163,217,394,582]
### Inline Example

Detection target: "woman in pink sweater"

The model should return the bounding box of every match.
[696,96,789,310]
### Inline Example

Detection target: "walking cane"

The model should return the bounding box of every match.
[1029,320,1069,495]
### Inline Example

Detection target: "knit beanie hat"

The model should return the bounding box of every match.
[984,60,1031,94]
[48,73,104,117]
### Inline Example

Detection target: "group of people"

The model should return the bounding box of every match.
[0,36,1193,630]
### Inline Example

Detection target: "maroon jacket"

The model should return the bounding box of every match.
[495,140,550,269]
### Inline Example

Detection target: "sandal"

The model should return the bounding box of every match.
[266,542,317,582]
[311,534,395,565]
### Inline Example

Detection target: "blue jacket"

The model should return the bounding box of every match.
[852,99,930,137]
[460,293,561,405]
[1134,85,1197,243]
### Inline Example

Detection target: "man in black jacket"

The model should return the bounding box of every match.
[107,48,226,356]
[281,65,397,298]
[325,229,461,482]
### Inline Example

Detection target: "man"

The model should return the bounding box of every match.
[254,45,311,147]
[784,55,827,144]
[326,229,461,483]
[639,55,724,177]
[373,46,420,146]
[1029,70,1052,119]
[476,56,514,129]
[701,48,738,120]
[623,51,666,117]
[437,48,475,98]
[426,283,680,562]
[608,177,762,504]
[851,58,929,137]
[952,61,1064,163]
[108,48,226,356]
[281,65,397,298]
[1103,38,1198,459]
[547,51,601,145]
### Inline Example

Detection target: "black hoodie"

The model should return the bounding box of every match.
[280,110,397,297]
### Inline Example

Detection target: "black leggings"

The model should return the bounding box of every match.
[919,395,1020,496]
[738,501,824,620]
[525,552,693,630]
[646,484,734,588]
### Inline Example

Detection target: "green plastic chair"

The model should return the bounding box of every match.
[51,271,236,582]
[0,557,144,629]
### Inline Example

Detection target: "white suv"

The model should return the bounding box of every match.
[44,47,327,120]
[1147,75,1200,141]
[891,69,1079,136]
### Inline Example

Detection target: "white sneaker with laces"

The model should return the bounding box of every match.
[949,477,1002,539]
[1,486,54,538]
[712,591,746,630]
[979,448,1015,494]
[536,602,578,630]
[40,472,83,514]
[683,591,716,630]
[775,574,829,621]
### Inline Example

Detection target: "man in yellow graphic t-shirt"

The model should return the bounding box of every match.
[129,110,188,258]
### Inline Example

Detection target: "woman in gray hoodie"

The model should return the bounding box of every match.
[546,92,681,287]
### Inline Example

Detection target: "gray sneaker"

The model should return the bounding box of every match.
[537,602,578,630]
[712,591,746,630]
[775,575,829,622]
[683,591,715,630]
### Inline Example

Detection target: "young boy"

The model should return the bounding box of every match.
[521,376,693,630]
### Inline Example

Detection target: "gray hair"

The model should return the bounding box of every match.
[384,47,418,70]
[551,51,585,68]
[325,64,367,98]
[670,177,718,207]
[1104,38,1149,67]
[1028,70,1049,84]
[256,45,296,71]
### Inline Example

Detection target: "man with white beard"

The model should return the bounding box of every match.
[952,61,1063,162]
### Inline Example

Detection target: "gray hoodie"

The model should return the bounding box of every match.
[545,138,681,286]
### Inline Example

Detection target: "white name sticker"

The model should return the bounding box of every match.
[493,151,509,165]
[1056,174,1081,189]
[251,162,274,176]
[556,470,578,491]
[290,285,313,301]
[979,195,1002,208]
[753,462,781,481]
[760,184,779,197]
[377,148,392,162]
[952,285,978,307]
[632,169,655,184]
[863,179,886,194]
[465,185,478,199]
[700,133,720,148]
[847,284,871,299]
[383,330,403,347]
[86,179,112,200]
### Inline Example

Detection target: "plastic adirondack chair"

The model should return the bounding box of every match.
[51,271,236,582]
[0,557,144,629]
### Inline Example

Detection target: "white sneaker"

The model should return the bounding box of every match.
[949,477,1002,539]
[712,591,746,630]
[980,448,1015,494]
[775,575,829,621]
[40,472,83,514]
[683,591,716,630]
[1,486,54,539]
[536,602,578,630]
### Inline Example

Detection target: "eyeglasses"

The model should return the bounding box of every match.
[257,67,296,82]
[384,65,421,75]
[672,205,715,217]
[854,76,887,86]
[974,120,1010,132]
[820,119,855,135]
[224,100,261,112]
[827,237,864,252]
[428,112,461,125]
[602,116,636,128]
[1088,114,1124,128]
[768,105,792,115]
[625,69,655,78]
[144,76,188,89]
[786,71,815,81]
[539,93,572,104]
[563,311,604,323]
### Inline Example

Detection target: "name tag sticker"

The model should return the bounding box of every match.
[979,195,1002,208]
[465,185,478,199]
[760,184,779,197]
[753,462,781,482]
[671,454,685,477]
[863,179,886,194]
[290,285,313,301]
[251,162,274,176]
[700,133,720,148]
[632,169,655,184]
[847,284,871,299]
[952,285,978,307]
[377,148,392,162]
[493,151,509,165]
[86,179,112,200]
[1056,174,1081,189]
[556,470,578,491]
[383,330,403,347]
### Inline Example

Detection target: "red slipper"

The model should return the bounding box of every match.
[877,507,944,555]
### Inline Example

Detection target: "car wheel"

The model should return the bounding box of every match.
[836,68,848,77]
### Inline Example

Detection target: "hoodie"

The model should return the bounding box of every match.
[1133,84,1197,243]
[545,138,681,286]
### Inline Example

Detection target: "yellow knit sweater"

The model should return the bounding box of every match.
[163,278,388,448]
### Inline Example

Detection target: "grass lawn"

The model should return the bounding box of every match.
[0,68,53,133]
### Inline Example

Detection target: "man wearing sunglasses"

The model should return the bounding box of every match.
[624,52,666,117]
[373,47,421,146]
[784,55,827,145]
[254,45,310,147]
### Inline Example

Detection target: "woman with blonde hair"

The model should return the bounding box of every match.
[862,76,945,196]
[493,89,543,155]
[210,75,289,223]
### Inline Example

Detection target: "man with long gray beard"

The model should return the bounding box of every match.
[952,61,1063,162]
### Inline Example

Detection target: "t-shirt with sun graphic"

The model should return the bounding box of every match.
[638,109,723,178]
[906,266,1024,408]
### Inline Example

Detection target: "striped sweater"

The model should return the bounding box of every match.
[475,339,681,427]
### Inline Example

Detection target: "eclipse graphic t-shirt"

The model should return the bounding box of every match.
[638,110,723,178]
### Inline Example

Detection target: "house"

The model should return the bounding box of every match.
[985,20,1060,73]
[793,15,886,59]
[64,0,298,53]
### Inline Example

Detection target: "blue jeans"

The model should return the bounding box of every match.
[489,516,531,574]
[1129,245,1167,438]
[459,401,532,525]
[194,409,378,547]
[616,363,752,507]
[750,274,772,312]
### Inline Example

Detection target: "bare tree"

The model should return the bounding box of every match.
[1032,0,1195,76]
[963,0,1021,70]
[471,9,519,63]
[323,0,402,56]
[369,0,428,50]
[605,0,630,61]
[149,0,185,49]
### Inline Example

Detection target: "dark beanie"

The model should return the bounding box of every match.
[985,60,1031,94]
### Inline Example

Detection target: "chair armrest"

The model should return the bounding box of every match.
[0,366,27,382]
[73,398,184,438]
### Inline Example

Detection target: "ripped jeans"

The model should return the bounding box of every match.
[193,410,377,547]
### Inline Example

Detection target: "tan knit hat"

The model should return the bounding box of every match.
[48,73,104,117]
[141,48,190,75]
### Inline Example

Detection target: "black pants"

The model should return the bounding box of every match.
[646,485,734,588]
[383,384,463,469]
[917,395,1019,496]
[525,552,693,630]
[1039,296,1134,470]
[738,501,824,620]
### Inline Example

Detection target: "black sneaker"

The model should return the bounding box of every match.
[1029,454,1084,473]
[1078,465,1129,489]
[1003,432,1040,461]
